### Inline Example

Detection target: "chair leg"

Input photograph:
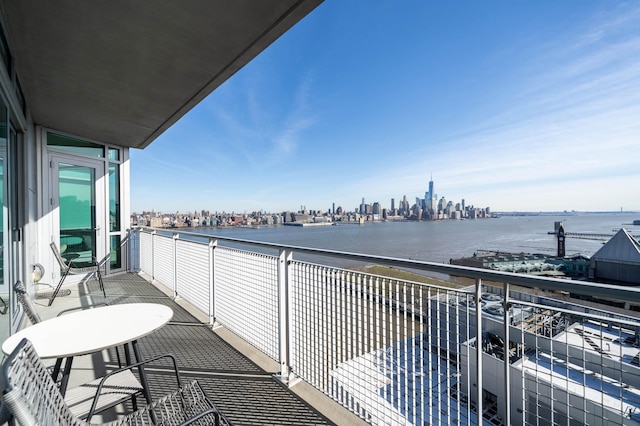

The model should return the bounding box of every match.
[96,267,106,298]
[48,268,70,306]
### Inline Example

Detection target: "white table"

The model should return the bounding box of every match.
[2,303,173,400]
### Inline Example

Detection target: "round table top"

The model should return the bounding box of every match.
[2,303,173,359]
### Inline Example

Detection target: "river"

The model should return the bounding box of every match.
[181,212,639,263]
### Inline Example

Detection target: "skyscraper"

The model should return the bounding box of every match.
[428,175,434,201]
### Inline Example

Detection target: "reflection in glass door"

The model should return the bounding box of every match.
[57,163,99,268]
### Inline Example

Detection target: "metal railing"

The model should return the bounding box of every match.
[132,227,640,425]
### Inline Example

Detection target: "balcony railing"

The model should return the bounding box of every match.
[132,227,640,425]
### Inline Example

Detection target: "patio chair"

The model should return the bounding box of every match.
[1,338,231,426]
[12,281,43,326]
[49,241,106,306]
[13,281,108,325]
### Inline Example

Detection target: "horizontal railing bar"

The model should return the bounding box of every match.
[137,227,640,306]
[290,259,473,294]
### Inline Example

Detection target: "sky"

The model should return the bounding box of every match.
[130,1,640,214]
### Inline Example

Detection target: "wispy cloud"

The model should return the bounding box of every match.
[209,73,318,170]
[354,4,640,211]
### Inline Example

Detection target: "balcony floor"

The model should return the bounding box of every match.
[33,273,361,425]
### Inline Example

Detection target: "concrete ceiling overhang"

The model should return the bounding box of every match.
[0,0,322,149]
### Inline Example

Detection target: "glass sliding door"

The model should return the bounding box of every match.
[58,163,95,266]
[50,156,105,270]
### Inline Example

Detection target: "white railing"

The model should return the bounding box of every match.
[133,227,640,426]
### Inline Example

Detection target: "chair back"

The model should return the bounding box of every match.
[13,282,41,325]
[50,242,70,272]
[1,339,84,426]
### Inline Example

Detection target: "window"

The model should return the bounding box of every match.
[47,133,104,158]
[109,163,120,232]
[108,148,119,161]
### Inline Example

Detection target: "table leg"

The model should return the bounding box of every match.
[131,339,153,405]
[121,343,139,412]
[58,357,74,397]
[124,343,133,366]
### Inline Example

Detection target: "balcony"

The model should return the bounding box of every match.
[32,227,640,425]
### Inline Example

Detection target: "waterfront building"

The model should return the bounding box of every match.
[428,176,434,201]
[589,228,640,285]
[557,224,566,257]
[438,196,447,213]
[450,250,590,277]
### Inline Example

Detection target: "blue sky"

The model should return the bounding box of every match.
[131,1,640,214]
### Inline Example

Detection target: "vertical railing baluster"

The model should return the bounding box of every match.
[394,280,401,419]
[475,278,483,422]
[436,287,442,424]
[378,278,393,422]
[419,284,425,425]
[402,282,408,420]
[503,281,511,425]
[313,265,320,388]
[445,289,451,423]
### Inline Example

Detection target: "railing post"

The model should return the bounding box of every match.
[503,281,511,425]
[277,248,293,382]
[172,233,179,298]
[475,278,483,422]
[151,230,157,281]
[209,238,217,326]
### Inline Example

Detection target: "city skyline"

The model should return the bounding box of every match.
[130,1,640,214]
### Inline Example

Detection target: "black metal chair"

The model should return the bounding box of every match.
[49,241,106,306]
[1,338,231,425]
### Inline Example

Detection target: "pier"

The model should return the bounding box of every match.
[547,231,640,241]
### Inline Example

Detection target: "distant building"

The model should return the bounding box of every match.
[428,177,434,202]
[557,224,566,257]
[451,251,589,278]
[293,213,313,223]
[589,228,640,285]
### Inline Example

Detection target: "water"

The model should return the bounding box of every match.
[182,212,638,263]
[181,213,639,423]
